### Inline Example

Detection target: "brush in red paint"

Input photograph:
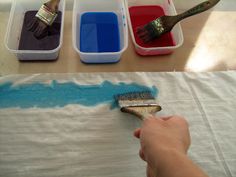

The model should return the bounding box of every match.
[137,0,220,43]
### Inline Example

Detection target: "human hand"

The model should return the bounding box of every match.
[134,115,191,177]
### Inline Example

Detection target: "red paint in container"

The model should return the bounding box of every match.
[129,5,175,49]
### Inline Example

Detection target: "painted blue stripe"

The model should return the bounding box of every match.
[0,81,158,109]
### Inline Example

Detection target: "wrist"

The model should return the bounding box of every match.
[148,148,208,177]
[147,147,188,174]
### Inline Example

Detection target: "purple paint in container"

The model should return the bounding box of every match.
[5,0,65,61]
[19,11,62,51]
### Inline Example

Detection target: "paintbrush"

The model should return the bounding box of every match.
[136,0,221,43]
[27,0,60,39]
[115,91,161,120]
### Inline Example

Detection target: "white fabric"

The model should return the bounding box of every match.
[0,72,236,177]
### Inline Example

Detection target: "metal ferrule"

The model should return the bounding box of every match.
[35,4,58,26]
[151,19,165,35]
[118,99,158,108]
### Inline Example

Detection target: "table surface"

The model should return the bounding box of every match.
[0,0,236,75]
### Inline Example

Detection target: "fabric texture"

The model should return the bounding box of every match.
[0,72,235,177]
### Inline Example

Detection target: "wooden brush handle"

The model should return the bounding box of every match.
[176,0,220,21]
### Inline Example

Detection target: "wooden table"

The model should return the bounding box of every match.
[0,0,236,75]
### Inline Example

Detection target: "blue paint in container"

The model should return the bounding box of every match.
[79,12,120,53]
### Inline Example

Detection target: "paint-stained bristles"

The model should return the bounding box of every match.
[115,91,154,101]
[115,90,162,118]
[115,91,158,108]
[136,17,166,43]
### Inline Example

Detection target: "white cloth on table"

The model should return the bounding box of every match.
[0,72,235,177]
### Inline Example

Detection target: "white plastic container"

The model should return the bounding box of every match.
[125,0,184,56]
[72,0,128,63]
[5,0,65,61]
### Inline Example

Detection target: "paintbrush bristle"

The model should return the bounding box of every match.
[27,0,59,39]
[115,91,162,119]
[27,19,48,39]
[116,91,158,108]
[116,91,154,101]
[136,16,171,43]
[34,21,49,39]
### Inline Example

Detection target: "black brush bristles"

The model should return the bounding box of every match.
[115,91,159,109]
[115,91,154,101]
[26,0,60,39]
[136,16,170,43]
[115,91,162,119]
[27,19,48,39]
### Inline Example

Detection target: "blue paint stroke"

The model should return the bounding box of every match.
[0,81,158,109]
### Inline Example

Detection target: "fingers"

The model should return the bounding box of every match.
[163,115,189,126]
[134,129,146,162]
[133,128,141,138]
[159,116,173,121]
[139,149,146,161]
[146,165,156,177]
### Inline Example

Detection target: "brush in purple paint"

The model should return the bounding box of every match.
[27,0,60,39]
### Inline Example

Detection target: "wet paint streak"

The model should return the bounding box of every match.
[0,81,158,109]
